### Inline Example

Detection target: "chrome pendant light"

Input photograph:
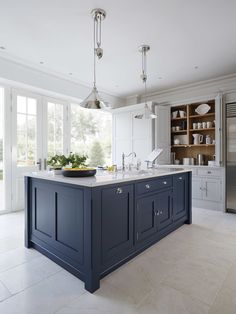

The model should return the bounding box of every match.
[135,45,157,119]
[80,8,108,109]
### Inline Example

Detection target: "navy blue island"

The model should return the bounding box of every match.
[25,168,192,293]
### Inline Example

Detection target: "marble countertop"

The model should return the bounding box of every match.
[159,164,223,169]
[25,168,191,187]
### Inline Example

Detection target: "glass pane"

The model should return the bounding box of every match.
[47,102,63,157]
[70,104,112,166]
[17,96,26,113]
[17,97,37,167]
[0,87,4,211]
[27,98,37,115]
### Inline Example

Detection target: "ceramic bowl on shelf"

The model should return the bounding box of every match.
[195,104,211,115]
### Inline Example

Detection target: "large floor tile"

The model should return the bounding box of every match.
[0,247,40,273]
[0,271,85,314]
[0,255,62,294]
[162,257,228,305]
[0,236,23,254]
[55,280,137,314]
[0,280,11,302]
[209,287,236,314]
[136,285,210,314]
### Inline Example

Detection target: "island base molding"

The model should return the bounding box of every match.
[25,171,192,293]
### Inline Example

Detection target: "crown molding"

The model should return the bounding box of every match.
[0,52,125,101]
[132,73,236,106]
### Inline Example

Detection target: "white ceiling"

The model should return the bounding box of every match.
[0,0,236,97]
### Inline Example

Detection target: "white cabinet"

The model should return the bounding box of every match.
[112,103,154,167]
[155,105,170,164]
[204,178,222,202]
[112,102,170,168]
[192,168,224,211]
[192,177,202,200]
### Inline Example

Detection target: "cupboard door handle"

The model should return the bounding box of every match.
[145,184,150,189]
[156,211,159,216]
[163,181,167,185]
[116,187,123,194]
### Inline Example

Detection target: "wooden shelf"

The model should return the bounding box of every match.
[170,100,216,163]
[189,128,215,132]
[172,144,215,148]
[171,117,187,121]
[189,144,215,147]
[171,130,187,134]
[189,113,215,118]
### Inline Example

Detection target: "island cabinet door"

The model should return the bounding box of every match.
[173,174,188,221]
[31,180,84,266]
[101,184,134,266]
[136,195,157,243]
[156,189,173,232]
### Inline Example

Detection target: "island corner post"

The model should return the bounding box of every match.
[24,171,192,293]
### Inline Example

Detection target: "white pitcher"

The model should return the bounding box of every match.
[193,133,203,145]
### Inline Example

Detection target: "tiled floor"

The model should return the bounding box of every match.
[0,208,236,313]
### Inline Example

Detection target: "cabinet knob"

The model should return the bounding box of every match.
[160,210,163,215]
[116,187,123,194]
[156,211,159,216]
[207,171,211,174]
[163,181,167,185]
[179,177,182,180]
[145,184,150,189]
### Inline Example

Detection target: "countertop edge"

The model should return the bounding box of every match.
[24,169,191,188]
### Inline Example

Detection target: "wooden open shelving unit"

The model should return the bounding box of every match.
[171,100,216,165]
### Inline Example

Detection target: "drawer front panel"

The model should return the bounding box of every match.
[198,168,221,177]
[136,176,172,195]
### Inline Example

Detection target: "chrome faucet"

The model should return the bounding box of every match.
[122,152,136,171]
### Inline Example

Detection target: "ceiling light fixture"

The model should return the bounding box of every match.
[135,45,157,119]
[80,8,108,109]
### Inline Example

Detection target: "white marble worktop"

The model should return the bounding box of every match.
[25,168,191,187]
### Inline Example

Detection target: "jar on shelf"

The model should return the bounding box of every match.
[206,135,212,145]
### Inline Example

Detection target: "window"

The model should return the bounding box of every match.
[0,88,4,211]
[47,101,64,157]
[70,104,112,166]
[17,95,37,166]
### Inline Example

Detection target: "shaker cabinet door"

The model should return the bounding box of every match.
[173,174,188,221]
[101,184,134,265]
[136,195,157,243]
[192,177,202,200]
[156,189,173,231]
[203,178,222,202]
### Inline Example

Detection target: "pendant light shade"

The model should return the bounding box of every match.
[80,8,108,109]
[80,87,106,109]
[135,45,157,119]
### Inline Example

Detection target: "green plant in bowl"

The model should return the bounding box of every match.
[67,153,88,169]
[47,154,68,170]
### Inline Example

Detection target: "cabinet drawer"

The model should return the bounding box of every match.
[198,168,221,177]
[136,176,172,195]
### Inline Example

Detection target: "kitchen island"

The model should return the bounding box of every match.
[25,168,192,292]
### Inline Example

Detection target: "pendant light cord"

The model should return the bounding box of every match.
[93,15,96,88]
[142,48,147,105]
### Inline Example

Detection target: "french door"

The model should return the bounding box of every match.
[11,90,69,211]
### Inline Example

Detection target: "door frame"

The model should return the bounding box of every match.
[11,88,43,211]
